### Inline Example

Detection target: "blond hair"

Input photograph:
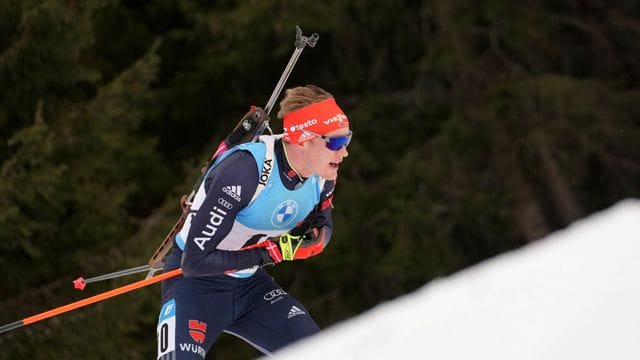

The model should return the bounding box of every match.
[277,85,333,119]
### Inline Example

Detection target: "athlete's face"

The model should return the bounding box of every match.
[303,128,350,180]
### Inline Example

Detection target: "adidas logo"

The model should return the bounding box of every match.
[222,185,242,202]
[287,305,306,319]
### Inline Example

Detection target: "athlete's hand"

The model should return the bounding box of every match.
[251,240,283,266]
[289,214,327,237]
[252,235,306,266]
[277,234,305,261]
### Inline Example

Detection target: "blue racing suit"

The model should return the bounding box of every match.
[157,136,335,359]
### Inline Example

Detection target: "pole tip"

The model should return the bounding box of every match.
[73,277,86,290]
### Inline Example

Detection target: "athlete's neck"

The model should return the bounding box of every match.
[282,141,310,179]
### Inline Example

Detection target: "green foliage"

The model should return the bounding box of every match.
[0,0,638,359]
[0,2,169,293]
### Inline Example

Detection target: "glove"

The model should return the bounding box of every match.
[278,234,304,261]
[289,214,327,237]
[287,214,330,260]
[252,234,305,266]
[251,240,283,266]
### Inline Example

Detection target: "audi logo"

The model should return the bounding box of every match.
[263,289,287,301]
[217,198,233,209]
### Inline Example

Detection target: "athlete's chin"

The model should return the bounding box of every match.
[319,166,339,180]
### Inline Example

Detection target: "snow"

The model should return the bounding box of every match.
[269,199,640,360]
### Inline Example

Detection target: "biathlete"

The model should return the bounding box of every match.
[157,85,351,359]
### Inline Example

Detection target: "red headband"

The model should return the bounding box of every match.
[283,98,349,144]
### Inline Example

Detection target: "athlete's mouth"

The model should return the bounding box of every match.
[329,162,339,169]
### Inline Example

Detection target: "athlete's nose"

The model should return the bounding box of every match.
[338,146,349,158]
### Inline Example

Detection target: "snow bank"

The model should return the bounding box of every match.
[270,199,640,360]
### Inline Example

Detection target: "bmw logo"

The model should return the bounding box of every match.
[271,200,299,227]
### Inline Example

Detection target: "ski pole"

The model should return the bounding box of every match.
[72,264,152,290]
[0,268,182,335]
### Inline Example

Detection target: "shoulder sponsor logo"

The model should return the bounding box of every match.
[217,198,233,209]
[193,206,227,251]
[222,185,242,202]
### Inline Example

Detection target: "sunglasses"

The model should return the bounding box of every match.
[303,130,353,151]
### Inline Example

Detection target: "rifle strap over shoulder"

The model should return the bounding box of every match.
[251,134,280,203]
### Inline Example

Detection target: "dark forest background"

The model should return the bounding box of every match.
[0,0,638,359]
